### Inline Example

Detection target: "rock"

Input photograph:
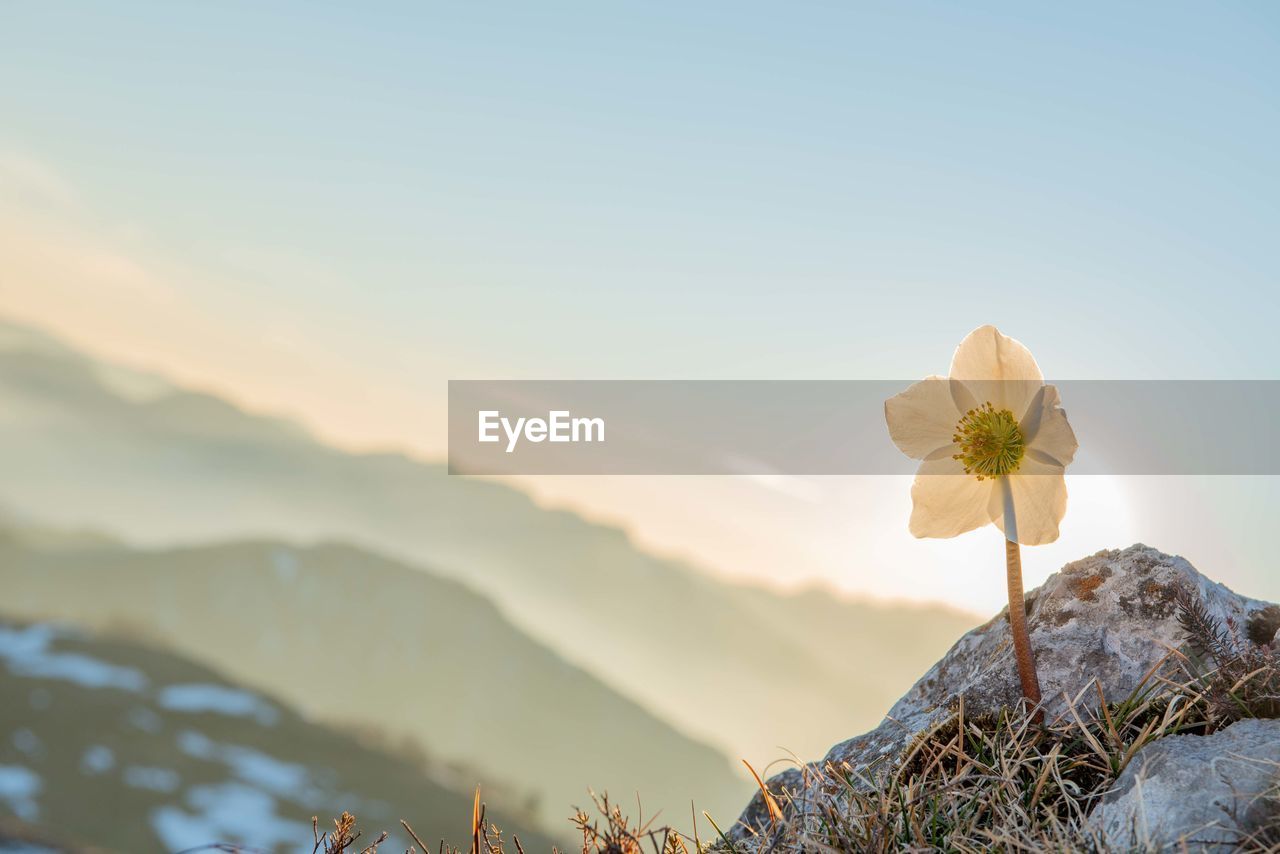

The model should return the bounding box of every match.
[732,545,1279,841]
[1087,718,1280,851]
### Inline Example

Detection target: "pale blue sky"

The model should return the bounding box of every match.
[2,3,1278,609]
[4,2,1279,383]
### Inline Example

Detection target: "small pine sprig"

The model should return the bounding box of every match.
[1174,586,1280,723]
[1174,585,1237,667]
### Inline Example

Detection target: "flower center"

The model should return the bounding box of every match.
[952,402,1025,480]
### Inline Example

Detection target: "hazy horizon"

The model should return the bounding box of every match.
[3,310,1275,617]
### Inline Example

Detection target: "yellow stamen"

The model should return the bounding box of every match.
[953,402,1024,480]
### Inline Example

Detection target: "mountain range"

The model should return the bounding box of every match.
[0,318,979,836]
[0,526,744,835]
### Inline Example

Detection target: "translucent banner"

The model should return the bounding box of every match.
[447,380,1280,475]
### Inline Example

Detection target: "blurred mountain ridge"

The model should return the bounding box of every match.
[0,528,746,833]
[0,316,979,817]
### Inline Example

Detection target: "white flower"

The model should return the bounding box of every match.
[884,325,1078,545]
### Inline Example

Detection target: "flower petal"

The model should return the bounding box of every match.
[992,458,1068,545]
[948,325,1044,421]
[885,376,963,460]
[908,455,998,539]
[1021,383,1078,468]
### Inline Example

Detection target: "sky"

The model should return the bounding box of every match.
[2,2,1278,613]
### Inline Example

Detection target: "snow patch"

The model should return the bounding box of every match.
[157,684,279,726]
[177,730,317,802]
[0,765,41,822]
[80,745,116,776]
[0,625,146,692]
[151,783,311,851]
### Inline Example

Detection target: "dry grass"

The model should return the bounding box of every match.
[313,811,388,854]
[719,592,1280,853]
[727,683,1187,853]
[308,789,713,854]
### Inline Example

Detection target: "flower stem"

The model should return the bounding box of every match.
[1005,537,1043,722]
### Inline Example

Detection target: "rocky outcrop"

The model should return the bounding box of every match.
[1088,718,1280,851]
[732,545,1280,841]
